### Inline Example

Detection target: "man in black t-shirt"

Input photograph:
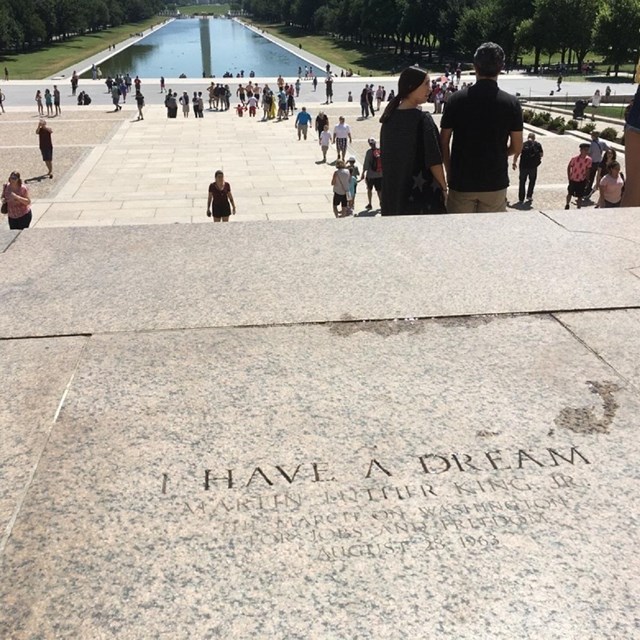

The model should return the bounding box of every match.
[441,42,523,213]
[513,132,543,202]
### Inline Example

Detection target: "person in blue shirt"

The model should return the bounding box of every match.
[294,106,312,140]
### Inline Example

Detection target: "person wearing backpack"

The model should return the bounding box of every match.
[361,138,383,210]
[512,132,543,203]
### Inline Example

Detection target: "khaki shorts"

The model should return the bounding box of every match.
[447,188,507,213]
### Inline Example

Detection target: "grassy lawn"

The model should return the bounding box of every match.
[584,105,628,119]
[534,102,628,120]
[0,16,165,79]
[517,52,637,82]
[179,4,230,15]
[251,23,424,75]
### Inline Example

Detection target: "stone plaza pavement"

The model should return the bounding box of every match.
[0,101,626,228]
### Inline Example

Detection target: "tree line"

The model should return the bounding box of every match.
[238,0,640,74]
[0,0,164,52]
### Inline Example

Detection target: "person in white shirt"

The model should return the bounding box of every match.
[247,95,258,117]
[319,124,332,163]
[333,116,352,161]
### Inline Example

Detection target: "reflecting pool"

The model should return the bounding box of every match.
[89,18,324,79]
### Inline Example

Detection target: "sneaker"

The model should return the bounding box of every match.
[564,204,570,210]
[365,204,372,210]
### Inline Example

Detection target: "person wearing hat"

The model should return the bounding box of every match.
[346,156,360,213]
[346,156,360,181]
[331,159,351,217]
[379,66,447,215]
[565,143,592,209]
[361,138,383,211]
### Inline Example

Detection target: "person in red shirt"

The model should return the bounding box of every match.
[565,143,592,209]
[207,170,236,222]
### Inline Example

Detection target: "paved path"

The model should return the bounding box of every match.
[236,19,347,76]
[0,99,622,229]
[47,19,175,80]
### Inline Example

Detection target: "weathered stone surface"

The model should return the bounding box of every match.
[1,213,640,338]
[1,317,638,639]
[0,228,18,253]
[0,337,87,549]
[556,309,640,389]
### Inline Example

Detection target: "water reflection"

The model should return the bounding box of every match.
[200,18,212,78]
[87,19,323,79]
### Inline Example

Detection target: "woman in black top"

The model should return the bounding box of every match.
[207,170,236,222]
[379,67,447,215]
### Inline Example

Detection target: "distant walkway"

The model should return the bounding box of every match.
[235,19,346,77]
[0,100,617,229]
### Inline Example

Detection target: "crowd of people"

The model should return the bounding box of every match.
[302,43,638,218]
[3,42,640,230]
[34,86,62,117]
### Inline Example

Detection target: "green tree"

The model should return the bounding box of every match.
[525,0,600,70]
[34,0,58,42]
[456,0,533,63]
[0,3,23,50]
[435,0,472,59]
[593,0,640,76]
[291,0,319,29]
[11,0,47,47]
[54,0,82,39]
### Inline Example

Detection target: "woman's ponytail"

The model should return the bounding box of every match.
[379,66,428,123]
[379,95,402,123]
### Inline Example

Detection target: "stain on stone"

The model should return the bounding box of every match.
[433,315,497,329]
[476,430,500,438]
[330,315,497,337]
[329,319,426,338]
[554,380,622,434]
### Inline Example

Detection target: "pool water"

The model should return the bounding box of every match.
[89,18,323,79]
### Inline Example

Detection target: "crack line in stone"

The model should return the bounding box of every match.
[0,337,90,562]
[539,210,640,247]
[550,313,640,397]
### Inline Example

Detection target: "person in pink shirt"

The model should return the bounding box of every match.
[565,143,592,209]
[1,171,32,229]
[597,161,625,208]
